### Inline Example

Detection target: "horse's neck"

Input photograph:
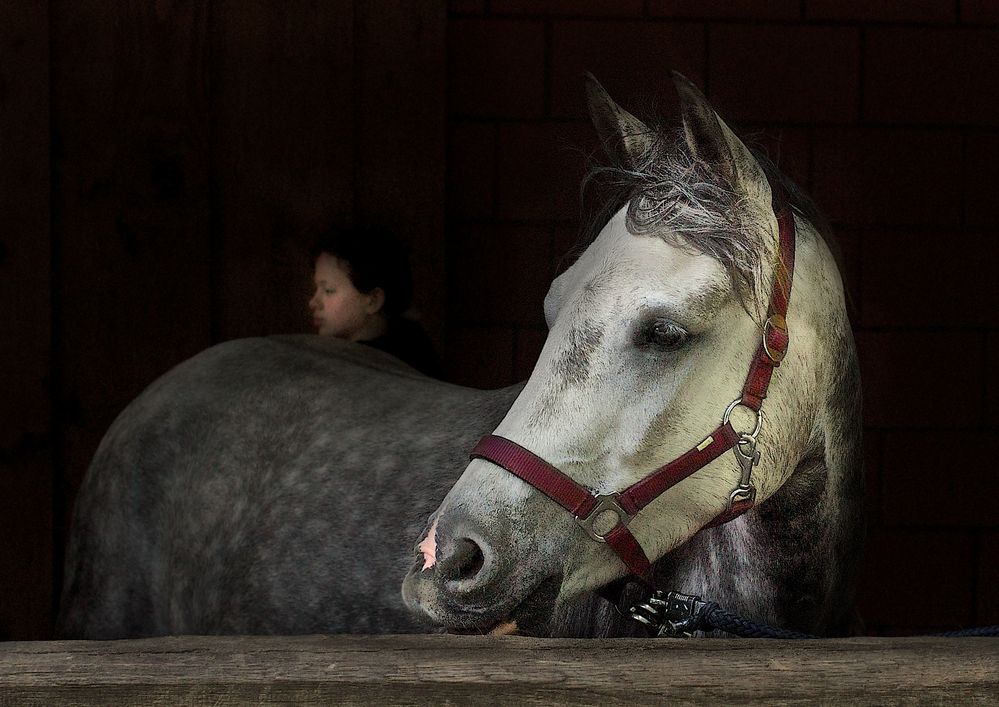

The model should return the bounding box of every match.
[659,456,839,632]
[584,355,861,638]
[660,340,865,636]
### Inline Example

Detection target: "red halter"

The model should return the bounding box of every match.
[470,189,796,583]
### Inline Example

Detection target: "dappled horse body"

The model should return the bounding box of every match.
[59,73,862,639]
[58,336,524,637]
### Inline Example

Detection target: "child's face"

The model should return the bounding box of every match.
[309,253,379,340]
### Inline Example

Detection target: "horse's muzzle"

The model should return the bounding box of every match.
[401,513,560,634]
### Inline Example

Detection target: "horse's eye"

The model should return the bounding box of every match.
[639,318,689,350]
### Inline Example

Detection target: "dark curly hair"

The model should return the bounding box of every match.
[311,226,414,318]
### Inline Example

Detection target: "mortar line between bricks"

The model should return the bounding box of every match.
[484,15,981,29]
[451,117,589,125]
[490,122,500,220]
[49,0,67,632]
[511,325,520,378]
[447,7,486,18]
[543,19,552,119]
[877,523,999,533]
[980,330,989,424]
[858,26,866,123]
[856,325,999,332]
[450,115,999,132]
[874,427,885,529]
[454,220,994,235]
[453,217,578,227]
[836,224,997,234]
[985,330,994,423]
[703,23,710,95]
[854,225,863,352]
[959,131,969,228]
[806,124,815,190]
[350,0,359,225]
[864,425,999,432]
[505,324,516,380]
[969,529,982,624]
[833,222,997,230]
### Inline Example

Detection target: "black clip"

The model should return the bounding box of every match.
[628,590,712,638]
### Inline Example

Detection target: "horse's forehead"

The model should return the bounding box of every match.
[569,221,729,308]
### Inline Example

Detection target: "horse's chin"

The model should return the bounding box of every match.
[489,574,563,636]
[412,574,563,637]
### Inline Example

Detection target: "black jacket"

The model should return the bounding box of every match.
[362,317,441,378]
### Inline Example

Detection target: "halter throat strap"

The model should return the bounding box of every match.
[469,190,796,582]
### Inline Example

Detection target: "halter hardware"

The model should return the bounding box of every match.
[721,398,764,439]
[723,401,764,511]
[763,313,789,364]
[629,590,712,638]
[575,493,633,543]
[730,435,760,510]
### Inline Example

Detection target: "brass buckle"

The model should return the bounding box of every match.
[763,313,788,364]
[575,494,632,543]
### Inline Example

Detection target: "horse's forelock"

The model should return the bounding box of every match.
[574,127,834,322]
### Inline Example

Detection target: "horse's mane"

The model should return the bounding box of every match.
[568,124,843,321]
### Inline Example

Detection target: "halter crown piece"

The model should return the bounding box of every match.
[470,182,796,584]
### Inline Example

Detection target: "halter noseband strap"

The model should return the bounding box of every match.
[469,188,796,583]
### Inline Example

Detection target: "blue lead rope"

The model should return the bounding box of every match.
[627,589,999,638]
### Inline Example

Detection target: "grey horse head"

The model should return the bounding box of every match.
[402,72,857,635]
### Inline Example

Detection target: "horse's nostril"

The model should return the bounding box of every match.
[442,537,486,583]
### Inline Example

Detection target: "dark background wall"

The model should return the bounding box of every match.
[1,0,996,640]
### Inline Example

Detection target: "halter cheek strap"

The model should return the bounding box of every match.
[470,190,795,583]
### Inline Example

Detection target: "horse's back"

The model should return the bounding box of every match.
[58,335,519,638]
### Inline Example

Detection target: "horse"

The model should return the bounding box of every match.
[58,72,863,640]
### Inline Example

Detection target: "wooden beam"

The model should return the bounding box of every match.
[1,635,997,704]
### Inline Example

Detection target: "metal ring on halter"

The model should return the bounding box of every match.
[575,494,633,543]
[721,398,764,439]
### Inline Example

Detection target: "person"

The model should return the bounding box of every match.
[309,226,440,377]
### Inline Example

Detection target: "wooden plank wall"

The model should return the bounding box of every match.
[1,635,997,704]
[354,2,447,342]
[209,1,354,341]
[48,1,215,618]
[0,0,446,641]
[0,1,52,642]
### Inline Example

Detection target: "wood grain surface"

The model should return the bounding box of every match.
[1,635,997,705]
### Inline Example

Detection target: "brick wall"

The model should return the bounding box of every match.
[443,0,999,634]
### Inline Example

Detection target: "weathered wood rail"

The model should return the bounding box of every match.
[1,635,997,705]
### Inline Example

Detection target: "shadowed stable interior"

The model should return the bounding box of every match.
[1,0,997,640]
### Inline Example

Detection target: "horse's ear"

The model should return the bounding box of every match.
[585,73,655,168]
[671,71,770,204]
